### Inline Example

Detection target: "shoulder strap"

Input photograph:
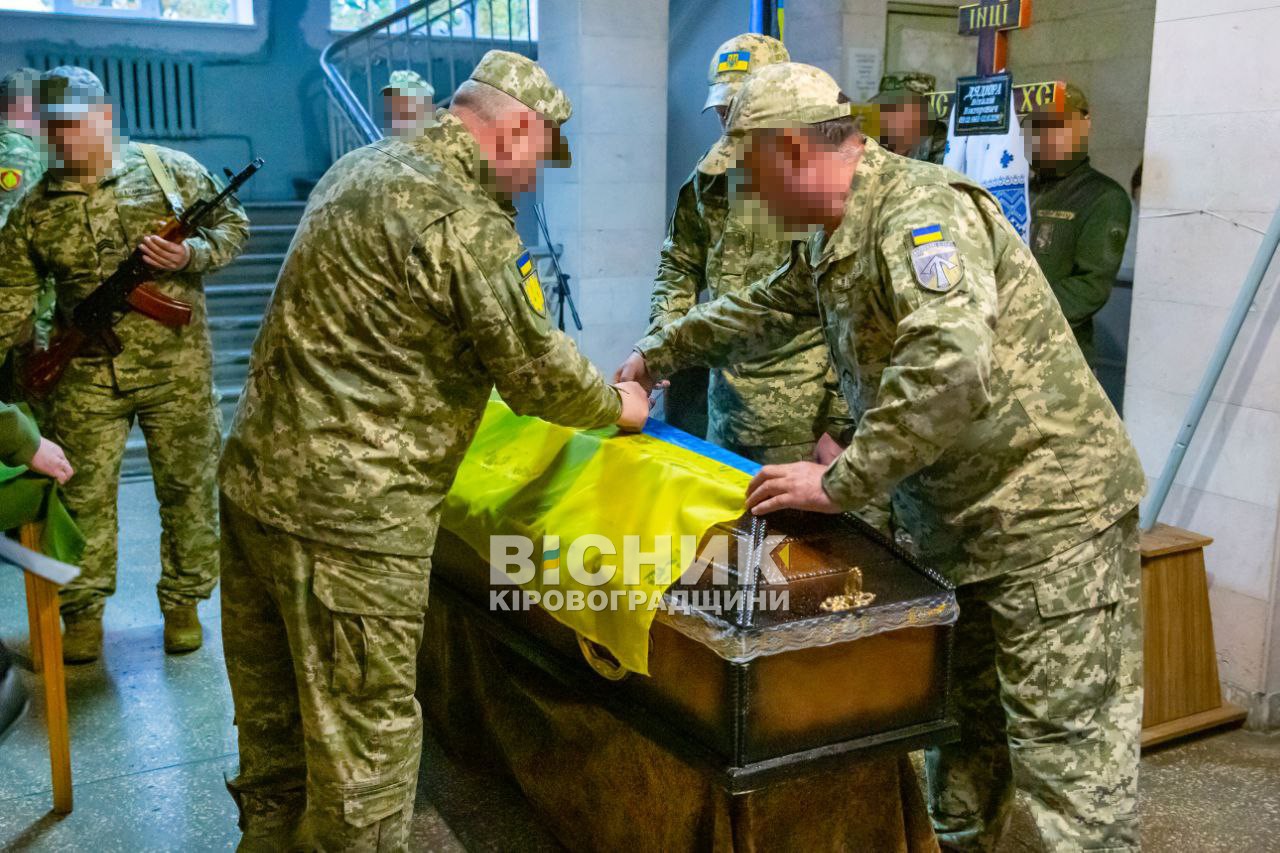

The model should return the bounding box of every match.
[138,143,185,216]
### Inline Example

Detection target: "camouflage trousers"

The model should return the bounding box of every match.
[50,358,221,618]
[926,509,1142,852]
[220,496,430,852]
[714,435,816,466]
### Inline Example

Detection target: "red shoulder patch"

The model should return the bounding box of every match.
[0,168,22,192]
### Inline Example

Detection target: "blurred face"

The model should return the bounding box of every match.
[878,101,929,155]
[3,94,36,125]
[46,104,115,179]
[1030,111,1090,169]
[738,129,850,231]
[383,92,430,135]
[488,108,556,197]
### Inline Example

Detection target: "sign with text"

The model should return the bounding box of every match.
[952,73,1011,136]
[928,80,1064,123]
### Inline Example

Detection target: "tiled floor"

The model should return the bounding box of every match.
[1,482,1278,851]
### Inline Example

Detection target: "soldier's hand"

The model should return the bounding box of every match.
[813,433,846,466]
[139,235,192,271]
[746,462,842,516]
[613,381,651,432]
[29,438,74,485]
[614,351,656,392]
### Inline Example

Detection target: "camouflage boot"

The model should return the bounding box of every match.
[62,613,103,664]
[163,605,203,654]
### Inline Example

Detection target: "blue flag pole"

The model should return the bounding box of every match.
[1141,203,1280,531]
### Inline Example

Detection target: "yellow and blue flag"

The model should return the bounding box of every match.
[911,224,944,246]
[716,51,751,73]
[516,250,535,278]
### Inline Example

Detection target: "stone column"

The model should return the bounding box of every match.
[536,0,670,371]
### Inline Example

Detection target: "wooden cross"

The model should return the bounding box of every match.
[958,0,1034,76]
[928,0,1061,126]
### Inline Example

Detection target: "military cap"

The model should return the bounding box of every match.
[703,33,790,112]
[1031,82,1089,119]
[382,69,434,100]
[699,62,850,175]
[0,67,40,104]
[870,71,937,105]
[39,66,107,120]
[468,50,572,165]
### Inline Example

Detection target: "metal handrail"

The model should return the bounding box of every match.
[320,0,535,156]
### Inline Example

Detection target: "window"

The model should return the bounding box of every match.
[331,0,537,39]
[0,0,255,25]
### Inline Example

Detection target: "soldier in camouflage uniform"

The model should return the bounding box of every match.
[0,68,52,392]
[381,69,436,139]
[0,68,46,228]
[1029,84,1132,368]
[871,72,947,165]
[0,67,249,663]
[619,64,1146,852]
[218,51,649,850]
[652,33,840,465]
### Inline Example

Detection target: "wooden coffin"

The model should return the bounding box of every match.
[427,505,958,792]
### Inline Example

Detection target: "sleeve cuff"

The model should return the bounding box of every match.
[821,452,871,512]
[3,407,42,467]
[184,238,213,274]
[635,334,677,381]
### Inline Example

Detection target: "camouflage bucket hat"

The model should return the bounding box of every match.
[382,69,435,100]
[469,50,573,166]
[703,33,790,112]
[869,71,937,105]
[699,62,849,175]
[39,66,107,120]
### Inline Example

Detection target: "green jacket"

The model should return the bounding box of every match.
[0,142,249,389]
[220,111,622,557]
[651,164,838,449]
[1030,157,1132,366]
[0,401,39,467]
[637,141,1145,585]
[0,124,46,228]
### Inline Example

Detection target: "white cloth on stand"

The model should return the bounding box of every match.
[943,88,1031,242]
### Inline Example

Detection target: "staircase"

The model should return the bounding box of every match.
[120,200,304,481]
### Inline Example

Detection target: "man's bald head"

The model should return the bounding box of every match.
[450,80,560,198]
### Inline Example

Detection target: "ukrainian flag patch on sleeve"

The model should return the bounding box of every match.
[515,250,545,316]
[911,224,944,246]
[716,51,752,73]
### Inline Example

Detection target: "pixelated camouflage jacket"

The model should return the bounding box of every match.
[638,141,1145,584]
[650,163,839,448]
[0,142,248,389]
[0,124,45,228]
[220,111,623,558]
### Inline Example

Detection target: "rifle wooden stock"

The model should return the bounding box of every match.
[21,328,88,399]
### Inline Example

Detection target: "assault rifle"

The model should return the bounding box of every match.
[21,157,264,397]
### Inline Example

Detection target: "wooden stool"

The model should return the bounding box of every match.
[1140,524,1248,749]
[18,523,73,814]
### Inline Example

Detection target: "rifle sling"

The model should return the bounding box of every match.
[138,143,186,217]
